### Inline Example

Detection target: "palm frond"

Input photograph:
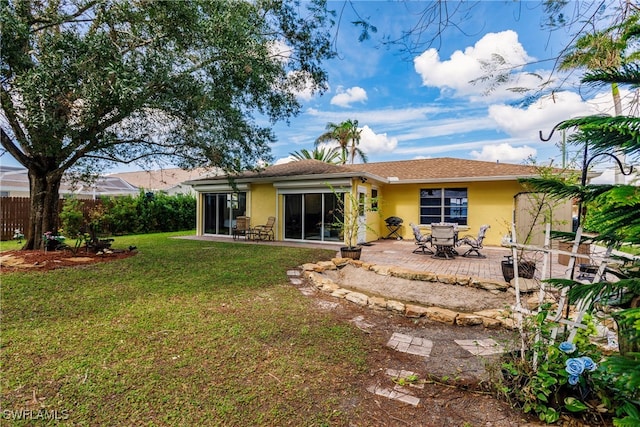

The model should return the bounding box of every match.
[582,63,640,86]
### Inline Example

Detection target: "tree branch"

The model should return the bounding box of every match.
[30,1,100,33]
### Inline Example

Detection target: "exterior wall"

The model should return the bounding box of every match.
[191,176,564,248]
[248,183,278,238]
[195,192,204,235]
[375,180,527,246]
[364,182,381,243]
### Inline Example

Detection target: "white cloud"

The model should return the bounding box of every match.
[470,143,536,163]
[358,125,398,153]
[330,86,368,107]
[268,39,293,62]
[413,30,538,101]
[489,91,601,139]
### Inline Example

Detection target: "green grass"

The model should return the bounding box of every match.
[1,232,370,426]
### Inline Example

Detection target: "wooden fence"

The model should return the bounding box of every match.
[0,197,103,241]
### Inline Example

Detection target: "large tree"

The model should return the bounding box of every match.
[1,0,335,249]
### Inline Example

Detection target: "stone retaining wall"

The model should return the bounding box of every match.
[301,257,558,330]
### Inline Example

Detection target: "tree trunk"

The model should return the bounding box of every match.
[612,83,627,184]
[24,169,63,250]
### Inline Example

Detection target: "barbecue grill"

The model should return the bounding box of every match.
[384,216,403,240]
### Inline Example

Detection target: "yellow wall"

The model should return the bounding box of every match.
[193,178,528,246]
[248,183,278,238]
[374,180,525,246]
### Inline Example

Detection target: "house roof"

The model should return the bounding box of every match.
[109,167,219,191]
[186,158,554,185]
[344,158,543,182]
[0,165,139,197]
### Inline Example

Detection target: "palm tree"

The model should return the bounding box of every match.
[315,119,367,164]
[289,147,341,164]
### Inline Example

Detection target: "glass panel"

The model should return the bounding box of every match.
[204,193,217,234]
[284,194,302,239]
[304,194,323,241]
[219,194,231,235]
[371,189,378,210]
[358,191,366,216]
[420,189,441,198]
[420,207,440,216]
[420,188,467,224]
[203,192,247,235]
[324,193,342,242]
[444,188,467,225]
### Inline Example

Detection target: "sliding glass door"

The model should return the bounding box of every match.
[283,192,342,242]
[203,192,247,235]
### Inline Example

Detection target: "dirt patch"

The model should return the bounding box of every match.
[0,248,137,272]
[294,279,546,426]
[321,264,515,312]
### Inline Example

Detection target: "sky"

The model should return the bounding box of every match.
[269,0,635,183]
[1,1,635,183]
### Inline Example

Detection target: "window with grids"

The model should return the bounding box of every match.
[419,188,468,225]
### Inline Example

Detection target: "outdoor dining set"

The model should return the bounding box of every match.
[231,216,275,241]
[410,222,490,259]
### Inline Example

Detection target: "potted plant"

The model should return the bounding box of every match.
[501,254,536,282]
[329,184,377,260]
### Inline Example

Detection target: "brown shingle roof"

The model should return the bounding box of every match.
[187,157,546,184]
[245,159,349,177]
[344,157,541,181]
[186,159,351,183]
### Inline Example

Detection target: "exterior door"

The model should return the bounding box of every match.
[357,186,367,244]
[203,192,246,235]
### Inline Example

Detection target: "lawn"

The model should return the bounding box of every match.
[1,232,371,425]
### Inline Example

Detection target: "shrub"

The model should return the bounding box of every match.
[60,198,84,237]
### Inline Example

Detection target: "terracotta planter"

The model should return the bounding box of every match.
[501,260,536,282]
[340,246,362,260]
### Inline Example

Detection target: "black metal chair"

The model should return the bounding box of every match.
[409,223,433,254]
[457,224,490,258]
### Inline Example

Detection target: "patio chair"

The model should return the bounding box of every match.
[409,223,433,254]
[232,216,251,240]
[250,216,275,241]
[457,224,490,258]
[431,224,456,259]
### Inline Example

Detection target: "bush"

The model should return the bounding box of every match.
[60,198,85,237]
[99,191,196,235]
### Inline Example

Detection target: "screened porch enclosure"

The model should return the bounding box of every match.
[203,192,247,236]
[283,192,343,242]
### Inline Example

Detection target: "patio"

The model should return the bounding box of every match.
[179,235,573,283]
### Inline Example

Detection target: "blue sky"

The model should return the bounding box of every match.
[270,1,633,182]
[1,1,632,182]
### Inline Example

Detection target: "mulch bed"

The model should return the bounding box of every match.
[0,248,137,272]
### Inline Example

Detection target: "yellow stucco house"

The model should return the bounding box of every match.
[185,158,572,247]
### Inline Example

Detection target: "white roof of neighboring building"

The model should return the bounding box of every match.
[0,165,139,197]
[109,167,220,192]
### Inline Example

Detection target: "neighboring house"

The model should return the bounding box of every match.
[0,165,138,198]
[109,167,219,195]
[186,158,591,247]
